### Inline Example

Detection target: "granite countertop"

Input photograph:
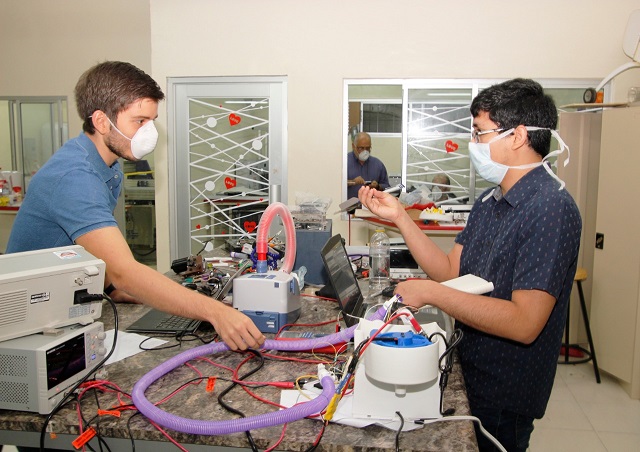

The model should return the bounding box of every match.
[0,288,477,451]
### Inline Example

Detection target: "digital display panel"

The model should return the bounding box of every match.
[390,248,420,269]
[46,334,86,390]
[321,234,364,326]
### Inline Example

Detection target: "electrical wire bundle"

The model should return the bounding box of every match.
[36,294,498,452]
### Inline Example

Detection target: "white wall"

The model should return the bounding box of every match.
[0,0,152,138]
[2,1,640,272]
[150,0,640,271]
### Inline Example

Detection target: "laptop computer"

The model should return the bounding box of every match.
[126,260,253,335]
[320,233,378,327]
[126,309,201,335]
[320,233,453,334]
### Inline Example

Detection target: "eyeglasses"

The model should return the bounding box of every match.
[356,146,372,152]
[470,128,504,143]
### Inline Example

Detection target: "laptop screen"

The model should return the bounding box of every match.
[320,234,366,327]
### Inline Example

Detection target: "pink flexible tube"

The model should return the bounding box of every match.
[255,202,296,273]
[131,307,387,435]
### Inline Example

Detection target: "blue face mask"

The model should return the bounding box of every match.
[468,127,570,189]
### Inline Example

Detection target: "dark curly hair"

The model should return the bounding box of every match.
[470,78,557,157]
[75,61,165,134]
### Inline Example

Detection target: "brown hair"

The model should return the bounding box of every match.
[75,61,165,134]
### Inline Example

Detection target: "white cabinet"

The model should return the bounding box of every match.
[558,112,602,344]
[559,106,640,399]
[590,107,640,398]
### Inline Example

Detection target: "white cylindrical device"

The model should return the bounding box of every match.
[365,332,439,388]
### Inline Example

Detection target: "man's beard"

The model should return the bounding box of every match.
[105,132,133,161]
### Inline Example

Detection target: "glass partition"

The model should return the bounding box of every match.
[344,79,598,206]
[405,86,474,202]
[168,77,287,260]
[0,97,68,195]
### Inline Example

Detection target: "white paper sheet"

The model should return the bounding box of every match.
[103,329,168,365]
[279,387,423,432]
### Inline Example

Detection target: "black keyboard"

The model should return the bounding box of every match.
[156,315,199,330]
[126,309,202,334]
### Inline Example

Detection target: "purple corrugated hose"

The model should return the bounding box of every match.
[131,306,386,434]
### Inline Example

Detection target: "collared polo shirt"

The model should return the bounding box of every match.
[454,165,582,418]
[7,133,122,253]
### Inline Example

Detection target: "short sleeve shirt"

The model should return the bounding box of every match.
[454,165,582,419]
[7,133,122,253]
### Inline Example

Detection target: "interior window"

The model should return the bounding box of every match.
[344,79,599,205]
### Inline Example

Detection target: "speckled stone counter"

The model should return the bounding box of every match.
[0,292,478,451]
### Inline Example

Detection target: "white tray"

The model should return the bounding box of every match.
[419,211,454,222]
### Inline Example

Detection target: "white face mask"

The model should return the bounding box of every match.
[431,186,442,200]
[358,150,370,162]
[108,117,159,159]
[468,127,570,190]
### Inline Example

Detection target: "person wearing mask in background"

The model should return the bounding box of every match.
[431,173,457,203]
[7,61,265,354]
[347,132,389,199]
[357,78,581,452]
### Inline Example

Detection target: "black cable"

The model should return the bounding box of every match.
[137,334,185,351]
[394,411,404,452]
[77,392,112,452]
[39,294,119,452]
[90,388,104,452]
[126,411,142,452]
[217,349,265,452]
[303,421,327,452]
[429,328,463,416]
[195,239,212,256]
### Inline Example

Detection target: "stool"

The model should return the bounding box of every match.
[558,267,601,383]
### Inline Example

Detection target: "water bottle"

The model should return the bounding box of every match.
[368,229,391,293]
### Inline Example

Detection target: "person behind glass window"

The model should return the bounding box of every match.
[347,132,389,199]
[431,173,457,203]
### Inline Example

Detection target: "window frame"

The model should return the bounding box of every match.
[343,78,601,208]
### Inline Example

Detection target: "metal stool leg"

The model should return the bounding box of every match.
[558,271,600,383]
[576,280,601,383]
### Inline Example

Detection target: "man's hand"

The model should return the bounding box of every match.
[358,185,404,222]
[209,303,266,351]
[369,180,379,190]
[394,279,433,309]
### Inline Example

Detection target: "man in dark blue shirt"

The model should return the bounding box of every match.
[347,132,389,199]
[358,79,581,452]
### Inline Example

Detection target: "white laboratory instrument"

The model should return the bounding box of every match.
[0,321,106,414]
[0,245,105,342]
[351,318,448,420]
[232,270,301,333]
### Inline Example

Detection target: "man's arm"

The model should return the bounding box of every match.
[377,161,390,190]
[76,226,265,350]
[358,186,460,281]
[396,280,556,344]
[348,176,366,186]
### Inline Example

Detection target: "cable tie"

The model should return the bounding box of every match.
[97,409,121,418]
[72,427,96,449]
